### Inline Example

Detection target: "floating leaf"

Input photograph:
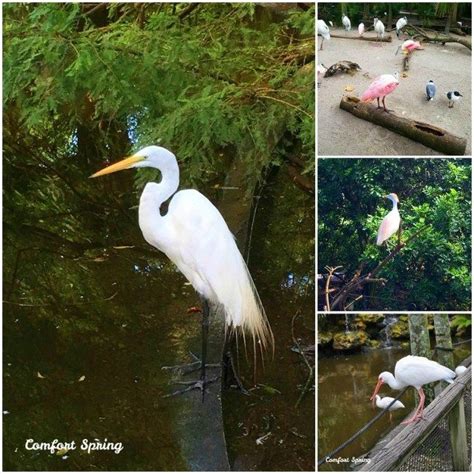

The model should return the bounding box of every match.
[78,375,86,382]
[37,371,46,379]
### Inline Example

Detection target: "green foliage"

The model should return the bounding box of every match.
[318,159,471,310]
[451,316,472,330]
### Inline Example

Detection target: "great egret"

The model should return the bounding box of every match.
[361,73,400,113]
[342,14,351,32]
[376,193,400,245]
[91,146,274,395]
[370,355,455,424]
[395,16,408,39]
[374,18,385,40]
[318,19,330,50]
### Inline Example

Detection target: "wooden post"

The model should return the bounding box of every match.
[434,315,454,369]
[448,396,469,471]
[408,315,434,403]
[339,96,468,155]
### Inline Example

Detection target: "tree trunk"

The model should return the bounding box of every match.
[409,315,435,404]
[434,315,454,370]
[340,95,467,155]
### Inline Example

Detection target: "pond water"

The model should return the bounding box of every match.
[3,166,314,471]
[318,341,471,471]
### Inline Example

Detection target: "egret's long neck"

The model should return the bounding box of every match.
[389,198,398,211]
[385,372,404,390]
[138,159,179,246]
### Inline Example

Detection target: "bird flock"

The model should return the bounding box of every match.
[317,13,464,109]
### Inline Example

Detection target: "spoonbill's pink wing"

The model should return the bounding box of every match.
[361,75,399,101]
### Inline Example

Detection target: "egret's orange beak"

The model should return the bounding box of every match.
[90,155,145,178]
[370,378,384,407]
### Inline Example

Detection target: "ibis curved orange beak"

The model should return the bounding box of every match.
[90,155,145,178]
[370,378,384,407]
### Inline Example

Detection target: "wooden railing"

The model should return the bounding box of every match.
[355,356,471,472]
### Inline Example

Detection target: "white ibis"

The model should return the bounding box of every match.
[396,16,408,39]
[342,14,351,32]
[374,18,385,40]
[376,193,400,245]
[374,395,405,422]
[370,355,456,424]
[318,20,331,51]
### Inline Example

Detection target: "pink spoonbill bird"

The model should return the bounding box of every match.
[370,355,456,424]
[361,72,399,113]
[358,22,365,36]
[374,395,405,422]
[376,193,400,246]
[396,39,423,55]
[318,20,330,51]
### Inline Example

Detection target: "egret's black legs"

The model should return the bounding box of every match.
[200,297,210,401]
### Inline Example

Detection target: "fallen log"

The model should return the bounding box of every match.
[406,25,471,50]
[340,95,467,155]
[330,33,392,42]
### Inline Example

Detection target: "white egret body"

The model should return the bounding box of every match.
[396,17,408,39]
[376,193,400,246]
[342,14,351,32]
[370,355,456,424]
[374,18,385,39]
[91,146,274,387]
[318,20,331,50]
[374,394,405,422]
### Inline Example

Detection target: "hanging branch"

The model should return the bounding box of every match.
[329,225,430,310]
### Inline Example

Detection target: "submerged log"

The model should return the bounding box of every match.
[330,33,392,42]
[340,95,467,155]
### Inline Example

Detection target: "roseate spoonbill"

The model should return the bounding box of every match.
[455,366,467,376]
[370,355,456,424]
[396,17,408,39]
[447,91,463,108]
[358,22,365,36]
[342,14,351,32]
[91,146,274,396]
[396,39,423,55]
[376,193,400,246]
[426,80,436,101]
[318,20,331,51]
[374,395,405,422]
[361,72,399,113]
[374,18,385,40]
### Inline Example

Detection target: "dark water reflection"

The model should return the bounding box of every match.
[318,343,471,471]
[3,167,314,471]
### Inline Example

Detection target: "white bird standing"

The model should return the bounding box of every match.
[376,193,401,246]
[91,146,274,394]
[342,14,351,32]
[374,394,405,422]
[358,22,365,36]
[318,19,331,50]
[374,18,385,40]
[396,16,408,39]
[370,355,456,424]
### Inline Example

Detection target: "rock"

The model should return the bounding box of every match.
[390,320,409,339]
[318,332,333,346]
[366,339,382,349]
[333,331,368,351]
[354,314,385,325]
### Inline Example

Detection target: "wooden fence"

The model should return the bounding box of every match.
[354,355,471,471]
